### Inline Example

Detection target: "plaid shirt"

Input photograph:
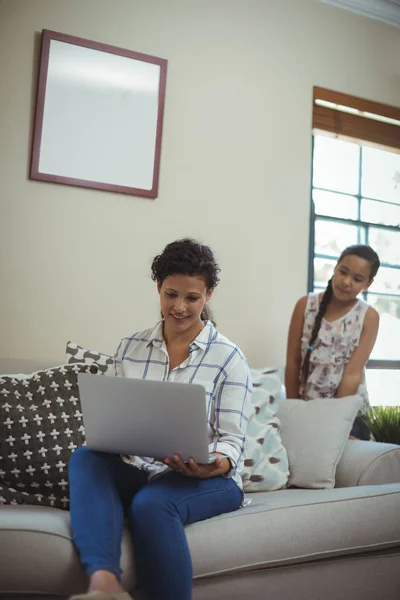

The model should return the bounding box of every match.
[114,320,252,490]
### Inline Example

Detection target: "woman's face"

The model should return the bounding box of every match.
[332,254,373,301]
[158,274,213,335]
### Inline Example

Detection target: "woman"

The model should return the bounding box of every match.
[285,244,380,440]
[69,238,252,600]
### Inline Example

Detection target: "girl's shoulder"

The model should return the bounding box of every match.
[363,304,380,326]
[289,294,315,328]
[351,299,378,323]
[292,294,310,315]
[304,292,320,314]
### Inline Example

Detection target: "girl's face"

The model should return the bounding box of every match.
[332,254,373,301]
[158,274,213,335]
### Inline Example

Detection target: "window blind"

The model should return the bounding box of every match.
[312,87,400,151]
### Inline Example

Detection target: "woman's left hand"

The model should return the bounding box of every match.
[163,454,231,479]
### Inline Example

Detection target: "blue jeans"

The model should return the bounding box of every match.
[68,447,242,600]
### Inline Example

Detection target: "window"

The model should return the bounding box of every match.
[310,88,400,406]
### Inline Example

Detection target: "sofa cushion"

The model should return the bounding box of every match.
[241,368,289,492]
[66,341,114,375]
[278,395,362,489]
[0,363,99,509]
[188,483,400,578]
[0,483,399,596]
[336,440,400,487]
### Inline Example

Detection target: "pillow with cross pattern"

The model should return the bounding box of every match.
[0,362,99,510]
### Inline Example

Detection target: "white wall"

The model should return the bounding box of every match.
[1,0,399,366]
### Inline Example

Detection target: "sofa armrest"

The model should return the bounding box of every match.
[335,440,400,488]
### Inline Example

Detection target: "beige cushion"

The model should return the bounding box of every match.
[278,395,362,489]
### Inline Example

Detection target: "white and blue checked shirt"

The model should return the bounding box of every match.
[114,320,252,491]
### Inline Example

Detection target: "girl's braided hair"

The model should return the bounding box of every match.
[301,244,380,387]
[151,238,220,324]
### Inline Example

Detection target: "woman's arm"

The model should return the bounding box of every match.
[208,350,252,477]
[285,296,307,399]
[165,348,252,479]
[336,307,379,398]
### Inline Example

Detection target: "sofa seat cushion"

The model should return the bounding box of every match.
[190,483,400,578]
[0,505,137,595]
[1,484,399,596]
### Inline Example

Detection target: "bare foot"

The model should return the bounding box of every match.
[89,570,125,594]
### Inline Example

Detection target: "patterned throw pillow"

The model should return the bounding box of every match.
[0,363,99,509]
[66,341,114,375]
[242,369,289,492]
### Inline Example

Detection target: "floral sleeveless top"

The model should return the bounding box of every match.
[299,293,370,415]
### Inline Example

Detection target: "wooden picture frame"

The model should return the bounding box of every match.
[30,29,167,198]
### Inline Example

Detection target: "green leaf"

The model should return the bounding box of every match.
[365,406,400,445]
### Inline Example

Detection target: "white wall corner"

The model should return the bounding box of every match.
[316,0,400,27]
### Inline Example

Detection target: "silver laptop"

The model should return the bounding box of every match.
[78,373,209,463]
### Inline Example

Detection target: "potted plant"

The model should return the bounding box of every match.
[366,406,400,445]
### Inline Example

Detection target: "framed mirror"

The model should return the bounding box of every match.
[30,30,167,198]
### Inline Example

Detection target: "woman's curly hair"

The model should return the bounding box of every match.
[151,238,220,324]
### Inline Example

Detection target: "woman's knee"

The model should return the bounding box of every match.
[69,445,92,466]
[68,445,105,475]
[131,487,171,522]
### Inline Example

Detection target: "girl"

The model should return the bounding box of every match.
[285,244,380,440]
[68,238,252,600]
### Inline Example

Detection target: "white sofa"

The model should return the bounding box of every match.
[1,358,400,600]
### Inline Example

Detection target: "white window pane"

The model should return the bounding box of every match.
[362,146,400,204]
[314,257,335,288]
[369,266,400,294]
[365,370,400,407]
[313,189,358,220]
[361,198,400,227]
[368,295,400,361]
[368,228,400,265]
[313,135,360,195]
[315,220,360,257]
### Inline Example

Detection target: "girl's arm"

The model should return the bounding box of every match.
[285,296,307,399]
[336,307,380,398]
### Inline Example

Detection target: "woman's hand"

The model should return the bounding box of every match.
[163,454,231,479]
